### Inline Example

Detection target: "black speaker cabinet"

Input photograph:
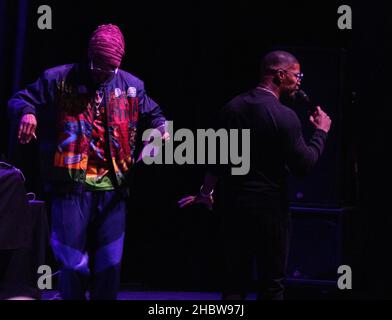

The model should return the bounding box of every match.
[286,206,357,284]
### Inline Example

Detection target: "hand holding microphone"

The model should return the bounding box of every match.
[309,106,332,133]
[296,89,332,134]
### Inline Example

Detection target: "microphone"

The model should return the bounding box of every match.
[295,89,316,114]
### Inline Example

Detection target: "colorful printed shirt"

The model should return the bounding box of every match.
[8,63,166,193]
[85,89,115,191]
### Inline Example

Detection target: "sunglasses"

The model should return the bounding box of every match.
[89,61,118,74]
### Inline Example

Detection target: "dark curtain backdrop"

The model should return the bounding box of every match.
[1,0,390,298]
[0,1,20,157]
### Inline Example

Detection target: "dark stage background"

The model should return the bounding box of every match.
[1,0,390,298]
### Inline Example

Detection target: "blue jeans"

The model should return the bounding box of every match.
[51,190,126,300]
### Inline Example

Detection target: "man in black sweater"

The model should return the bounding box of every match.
[179,50,331,299]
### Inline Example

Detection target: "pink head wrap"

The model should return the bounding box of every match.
[88,24,125,68]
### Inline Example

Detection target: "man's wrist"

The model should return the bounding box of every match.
[200,185,214,197]
[315,127,328,135]
[21,106,36,117]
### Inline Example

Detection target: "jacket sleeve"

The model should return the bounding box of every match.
[7,71,52,119]
[138,82,166,131]
[282,109,328,175]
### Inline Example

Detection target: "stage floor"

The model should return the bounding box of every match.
[41,285,350,300]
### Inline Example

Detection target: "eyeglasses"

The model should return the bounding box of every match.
[89,61,118,74]
[280,69,304,81]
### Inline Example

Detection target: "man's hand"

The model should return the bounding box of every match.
[136,131,171,163]
[178,193,214,211]
[18,114,37,144]
[162,131,170,142]
[310,106,331,133]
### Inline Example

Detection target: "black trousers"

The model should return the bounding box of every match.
[220,206,291,300]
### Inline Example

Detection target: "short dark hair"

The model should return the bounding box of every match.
[260,50,299,76]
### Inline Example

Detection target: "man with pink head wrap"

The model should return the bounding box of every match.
[88,24,125,69]
[9,24,168,300]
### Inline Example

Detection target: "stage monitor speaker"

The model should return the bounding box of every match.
[286,206,356,284]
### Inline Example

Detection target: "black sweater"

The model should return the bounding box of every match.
[215,88,327,209]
